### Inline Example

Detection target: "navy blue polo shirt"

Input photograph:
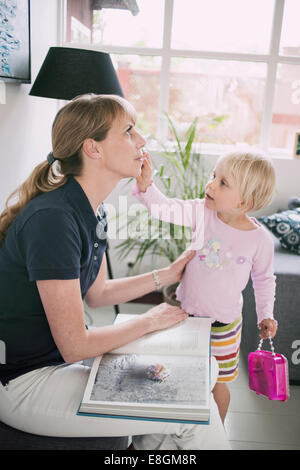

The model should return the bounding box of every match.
[0,176,107,385]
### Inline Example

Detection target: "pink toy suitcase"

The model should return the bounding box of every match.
[248,336,289,402]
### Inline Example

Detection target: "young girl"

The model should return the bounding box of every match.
[134,149,278,423]
[0,94,230,450]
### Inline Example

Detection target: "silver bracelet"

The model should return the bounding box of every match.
[152,269,161,290]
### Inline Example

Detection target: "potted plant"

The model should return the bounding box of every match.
[115,112,227,304]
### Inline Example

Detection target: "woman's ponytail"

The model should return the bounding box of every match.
[0,161,67,243]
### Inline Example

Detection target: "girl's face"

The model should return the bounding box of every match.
[205,159,244,214]
[99,113,146,179]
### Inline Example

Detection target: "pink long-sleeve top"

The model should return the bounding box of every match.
[134,182,276,325]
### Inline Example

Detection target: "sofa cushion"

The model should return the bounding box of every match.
[0,420,129,450]
[273,235,300,276]
[259,208,300,255]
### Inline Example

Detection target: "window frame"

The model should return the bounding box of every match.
[59,0,300,157]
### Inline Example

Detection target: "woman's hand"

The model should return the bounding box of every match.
[159,249,196,287]
[141,302,189,334]
[259,318,278,339]
[136,151,153,193]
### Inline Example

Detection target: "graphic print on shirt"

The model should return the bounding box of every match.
[198,238,224,270]
[198,238,247,271]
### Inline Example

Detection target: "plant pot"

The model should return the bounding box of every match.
[162,283,181,307]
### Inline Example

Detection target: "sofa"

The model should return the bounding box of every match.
[241,234,300,384]
[0,420,129,450]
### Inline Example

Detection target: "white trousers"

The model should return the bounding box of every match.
[0,357,230,450]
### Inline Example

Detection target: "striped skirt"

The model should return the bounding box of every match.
[211,315,242,383]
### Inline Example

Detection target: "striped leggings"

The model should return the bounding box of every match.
[211,315,242,383]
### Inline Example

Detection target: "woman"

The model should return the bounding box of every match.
[0,94,229,450]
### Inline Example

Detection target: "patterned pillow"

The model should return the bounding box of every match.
[259,208,300,255]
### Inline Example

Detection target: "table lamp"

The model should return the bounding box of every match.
[29,46,123,100]
[30,46,124,314]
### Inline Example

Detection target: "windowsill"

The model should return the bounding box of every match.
[146,139,298,161]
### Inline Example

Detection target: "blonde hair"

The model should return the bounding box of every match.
[219,150,276,212]
[0,94,136,243]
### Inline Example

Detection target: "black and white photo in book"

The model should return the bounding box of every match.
[78,314,211,424]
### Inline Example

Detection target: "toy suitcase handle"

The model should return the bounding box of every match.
[257,335,275,356]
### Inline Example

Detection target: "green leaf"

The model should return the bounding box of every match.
[184,117,198,169]
[164,112,185,165]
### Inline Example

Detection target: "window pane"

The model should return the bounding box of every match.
[112,55,161,136]
[270,64,300,150]
[66,0,164,48]
[168,58,267,145]
[172,0,274,54]
[280,0,300,57]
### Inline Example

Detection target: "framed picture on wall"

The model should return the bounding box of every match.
[293,132,300,159]
[0,0,31,83]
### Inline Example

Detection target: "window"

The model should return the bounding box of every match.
[62,0,300,155]
[171,0,274,54]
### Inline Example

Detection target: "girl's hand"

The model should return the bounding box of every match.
[259,318,278,339]
[136,151,153,193]
[160,250,196,286]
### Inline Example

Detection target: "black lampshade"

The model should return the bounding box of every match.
[29,47,123,100]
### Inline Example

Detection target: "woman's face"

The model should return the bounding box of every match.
[99,113,146,179]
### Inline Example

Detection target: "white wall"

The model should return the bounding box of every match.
[0,0,59,210]
[270,157,300,212]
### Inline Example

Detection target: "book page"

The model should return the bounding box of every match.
[111,314,211,357]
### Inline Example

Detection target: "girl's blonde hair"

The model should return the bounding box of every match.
[0,94,136,243]
[220,150,276,212]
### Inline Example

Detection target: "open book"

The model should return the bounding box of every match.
[78,314,211,424]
